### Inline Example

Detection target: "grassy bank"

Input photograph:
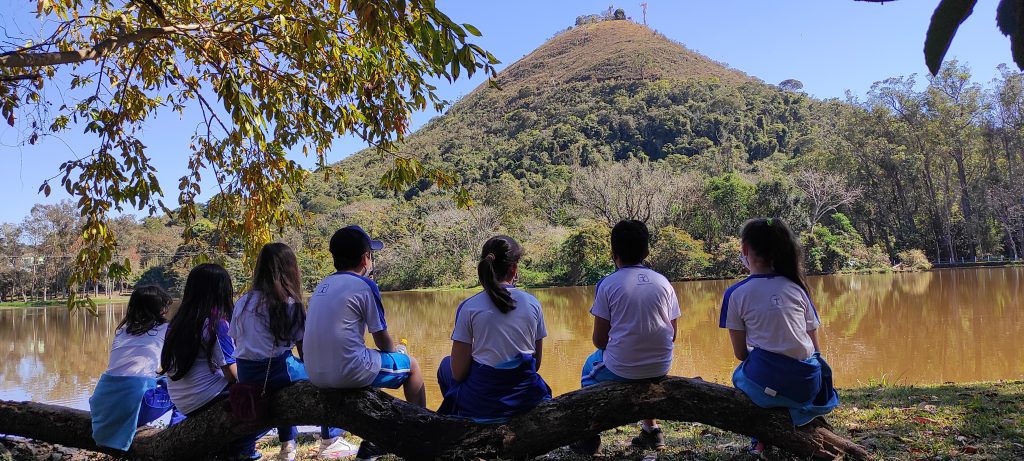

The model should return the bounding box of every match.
[248,380,1024,461]
[2,381,1021,460]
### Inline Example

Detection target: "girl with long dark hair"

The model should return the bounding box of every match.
[436,235,551,422]
[162,263,262,460]
[90,285,183,451]
[720,218,840,456]
[230,243,353,460]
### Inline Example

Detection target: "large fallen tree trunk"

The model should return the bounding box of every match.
[0,377,867,460]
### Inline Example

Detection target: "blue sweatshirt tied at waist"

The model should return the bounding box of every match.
[437,353,552,423]
[89,373,186,451]
[732,348,839,427]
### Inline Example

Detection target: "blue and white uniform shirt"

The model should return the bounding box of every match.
[720,274,821,361]
[303,272,388,388]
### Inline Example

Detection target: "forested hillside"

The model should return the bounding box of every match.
[2,18,1022,298]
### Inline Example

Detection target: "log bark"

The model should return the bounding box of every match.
[0,377,867,460]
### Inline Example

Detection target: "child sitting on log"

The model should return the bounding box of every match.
[230,242,353,460]
[720,218,840,456]
[303,226,426,461]
[436,235,552,422]
[161,263,266,460]
[89,285,183,451]
[572,220,681,455]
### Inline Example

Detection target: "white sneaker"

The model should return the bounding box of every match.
[319,436,359,459]
[277,440,297,461]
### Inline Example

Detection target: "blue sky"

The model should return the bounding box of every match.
[0,0,1014,223]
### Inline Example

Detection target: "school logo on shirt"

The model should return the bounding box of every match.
[637,273,650,284]
[771,294,782,307]
[316,284,330,295]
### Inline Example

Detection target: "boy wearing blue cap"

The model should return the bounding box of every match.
[304,226,426,460]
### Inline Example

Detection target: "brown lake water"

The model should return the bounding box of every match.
[2,268,1022,410]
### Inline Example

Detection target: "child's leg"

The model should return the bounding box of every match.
[321,426,342,439]
[279,425,298,443]
[436,356,455,395]
[402,356,427,407]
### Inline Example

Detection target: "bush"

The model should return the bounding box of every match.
[897,249,932,270]
[710,236,744,277]
[649,226,711,280]
[556,223,613,286]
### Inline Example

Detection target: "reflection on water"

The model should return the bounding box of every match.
[2,268,1022,410]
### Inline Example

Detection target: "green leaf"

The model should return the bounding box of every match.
[462,23,481,37]
[997,0,1024,69]
[925,0,978,75]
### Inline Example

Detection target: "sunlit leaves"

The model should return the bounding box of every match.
[0,0,499,306]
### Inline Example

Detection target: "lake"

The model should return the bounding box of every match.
[2,268,1022,410]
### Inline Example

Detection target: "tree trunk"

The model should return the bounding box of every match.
[0,378,867,461]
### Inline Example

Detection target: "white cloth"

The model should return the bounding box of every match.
[451,287,547,367]
[229,291,303,360]
[590,265,680,379]
[720,274,821,361]
[105,323,168,378]
[303,272,387,388]
[166,320,233,415]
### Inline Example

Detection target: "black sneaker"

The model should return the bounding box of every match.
[631,427,665,450]
[569,435,601,456]
[355,440,388,461]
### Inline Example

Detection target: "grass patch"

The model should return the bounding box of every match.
[258,381,1024,460]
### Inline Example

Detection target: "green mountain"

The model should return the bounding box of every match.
[336,19,809,196]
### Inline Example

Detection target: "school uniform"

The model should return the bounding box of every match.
[230,291,342,442]
[581,265,680,387]
[720,274,839,426]
[304,272,411,389]
[165,318,265,457]
[89,323,182,451]
[436,287,552,422]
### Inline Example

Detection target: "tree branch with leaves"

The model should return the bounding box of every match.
[0,0,499,307]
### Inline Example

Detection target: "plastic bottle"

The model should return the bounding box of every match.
[395,338,409,355]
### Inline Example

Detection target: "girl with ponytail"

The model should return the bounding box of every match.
[721,218,839,456]
[436,236,552,421]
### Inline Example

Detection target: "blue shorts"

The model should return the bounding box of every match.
[370,351,412,389]
[581,349,636,387]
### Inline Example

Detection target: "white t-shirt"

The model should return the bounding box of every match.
[167,319,234,415]
[451,287,547,368]
[719,274,821,361]
[229,291,303,361]
[591,265,681,379]
[303,272,387,388]
[105,323,168,378]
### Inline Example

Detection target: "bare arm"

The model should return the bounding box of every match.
[671,318,677,342]
[295,340,304,361]
[592,316,611,349]
[371,330,395,353]
[450,340,473,382]
[728,329,749,361]
[534,339,544,371]
[222,363,238,383]
[808,328,821,352]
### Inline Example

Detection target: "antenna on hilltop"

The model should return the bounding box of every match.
[640,2,648,25]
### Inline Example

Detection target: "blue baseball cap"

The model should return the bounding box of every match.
[330,225,384,257]
[347,225,384,251]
